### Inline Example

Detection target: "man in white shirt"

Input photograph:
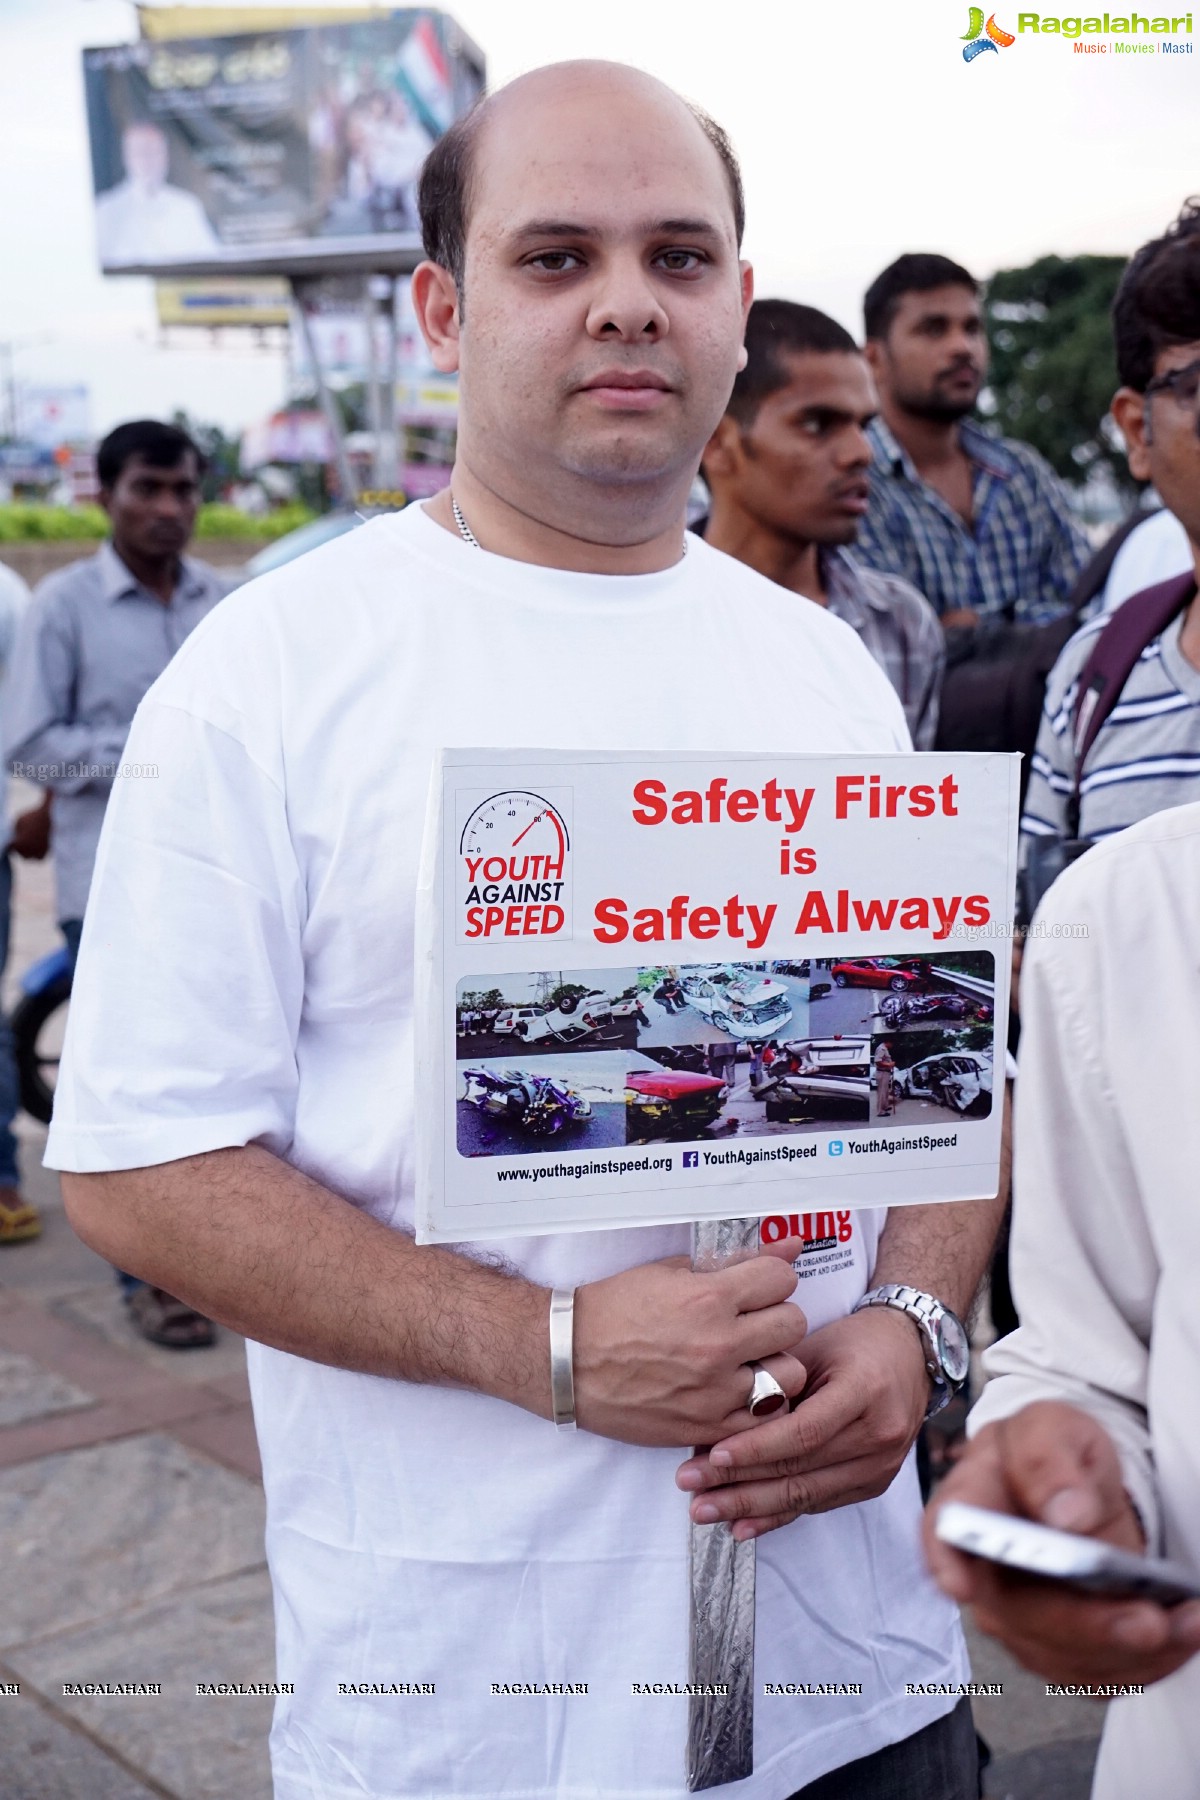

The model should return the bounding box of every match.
[94,122,219,268]
[53,63,1002,1799]
[924,804,1200,1799]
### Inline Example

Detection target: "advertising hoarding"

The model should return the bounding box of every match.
[83,10,483,276]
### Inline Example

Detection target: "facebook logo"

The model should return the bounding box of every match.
[827,1141,844,1157]
[682,1151,700,1169]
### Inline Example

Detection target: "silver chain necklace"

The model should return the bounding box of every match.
[450,494,688,557]
[451,496,480,549]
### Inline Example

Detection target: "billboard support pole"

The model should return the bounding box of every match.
[291,275,357,509]
[363,275,383,490]
[379,276,400,493]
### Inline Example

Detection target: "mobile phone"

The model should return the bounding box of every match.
[935,1501,1200,1606]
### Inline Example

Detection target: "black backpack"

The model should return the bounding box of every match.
[934,508,1161,798]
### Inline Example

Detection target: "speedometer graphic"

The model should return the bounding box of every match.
[459,791,570,870]
[457,787,572,944]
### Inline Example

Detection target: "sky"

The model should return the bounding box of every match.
[1,0,1196,438]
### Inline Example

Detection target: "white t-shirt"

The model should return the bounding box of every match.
[47,505,967,1800]
[1099,507,1192,614]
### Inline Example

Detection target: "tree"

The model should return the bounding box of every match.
[984,254,1131,497]
[171,409,243,501]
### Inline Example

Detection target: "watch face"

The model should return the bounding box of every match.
[936,1312,971,1385]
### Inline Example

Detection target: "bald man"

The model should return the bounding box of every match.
[52,65,991,1799]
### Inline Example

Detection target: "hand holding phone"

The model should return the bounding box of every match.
[923,1400,1200,1690]
[935,1501,1200,1606]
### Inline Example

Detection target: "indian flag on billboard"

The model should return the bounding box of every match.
[398,13,454,133]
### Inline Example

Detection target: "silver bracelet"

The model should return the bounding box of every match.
[548,1287,576,1432]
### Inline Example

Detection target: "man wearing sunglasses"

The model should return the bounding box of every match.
[1019,200,1200,865]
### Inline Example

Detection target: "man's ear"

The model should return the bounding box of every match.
[862,338,884,382]
[701,414,744,486]
[411,259,461,374]
[1110,386,1153,483]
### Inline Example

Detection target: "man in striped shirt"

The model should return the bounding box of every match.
[1021,201,1200,856]
[856,254,1089,628]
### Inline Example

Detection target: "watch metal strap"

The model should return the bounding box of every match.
[855,1283,942,1377]
[548,1287,577,1431]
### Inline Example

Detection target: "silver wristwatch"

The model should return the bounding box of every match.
[852,1284,970,1418]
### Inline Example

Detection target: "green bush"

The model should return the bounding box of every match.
[0,504,108,542]
[0,502,316,543]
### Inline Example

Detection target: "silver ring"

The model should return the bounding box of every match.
[746,1362,787,1418]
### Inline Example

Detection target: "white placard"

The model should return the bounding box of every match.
[415,749,1019,1243]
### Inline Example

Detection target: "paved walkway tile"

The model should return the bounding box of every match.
[964,1617,1103,1765]
[0,1348,94,1429]
[0,1433,265,1649]
[48,1284,251,1388]
[0,1688,168,1800]
[10,1568,275,1800]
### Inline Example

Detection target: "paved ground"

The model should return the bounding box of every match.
[0,846,1104,1799]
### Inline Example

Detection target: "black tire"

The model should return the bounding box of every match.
[557,995,580,1015]
[834,973,848,987]
[889,976,908,992]
[713,1013,735,1034]
[13,972,72,1125]
[526,1106,564,1138]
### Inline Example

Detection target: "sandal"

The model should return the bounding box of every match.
[0,1185,41,1245]
[125,1285,216,1349]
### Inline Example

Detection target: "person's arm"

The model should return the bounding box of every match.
[50,676,812,1453]
[5,591,127,793]
[62,1148,808,1449]
[909,593,946,752]
[675,1099,1009,1535]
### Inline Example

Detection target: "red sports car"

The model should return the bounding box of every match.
[831,958,927,992]
[626,1068,729,1140]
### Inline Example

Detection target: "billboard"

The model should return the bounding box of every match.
[156,277,291,326]
[20,385,91,451]
[83,11,484,275]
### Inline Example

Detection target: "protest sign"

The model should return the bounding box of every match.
[416,748,1019,1243]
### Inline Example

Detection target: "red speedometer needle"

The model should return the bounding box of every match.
[511,811,545,846]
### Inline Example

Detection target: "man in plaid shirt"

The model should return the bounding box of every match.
[857,253,1089,629]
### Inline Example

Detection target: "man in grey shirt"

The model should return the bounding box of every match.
[700,299,945,747]
[6,418,227,1343]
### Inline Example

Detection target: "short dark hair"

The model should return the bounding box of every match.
[97,420,204,490]
[418,87,745,299]
[863,253,978,341]
[1112,198,1200,391]
[725,300,858,425]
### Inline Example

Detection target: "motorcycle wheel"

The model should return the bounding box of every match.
[13,972,73,1125]
[526,1108,563,1138]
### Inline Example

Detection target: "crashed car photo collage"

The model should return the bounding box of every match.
[453,953,996,1157]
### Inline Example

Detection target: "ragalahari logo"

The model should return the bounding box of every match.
[962,7,1017,58]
